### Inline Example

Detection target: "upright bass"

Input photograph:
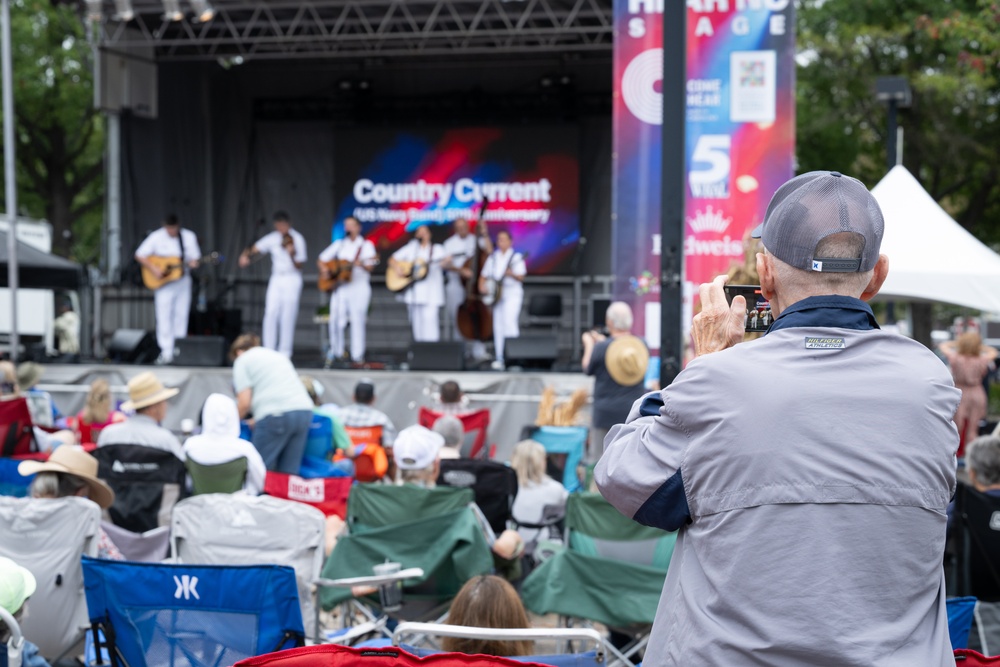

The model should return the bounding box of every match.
[456,210,493,342]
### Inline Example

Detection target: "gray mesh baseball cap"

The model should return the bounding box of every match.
[751,171,884,272]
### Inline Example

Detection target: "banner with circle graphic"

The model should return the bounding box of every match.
[611,2,795,356]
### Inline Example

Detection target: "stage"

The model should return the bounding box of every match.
[36,364,595,463]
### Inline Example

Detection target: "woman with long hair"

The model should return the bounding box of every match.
[510,439,568,545]
[940,331,998,456]
[70,379,125,444]
[443,575,532,657]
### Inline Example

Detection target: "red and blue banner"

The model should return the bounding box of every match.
[334,126,580,275]
[612,1,795,353]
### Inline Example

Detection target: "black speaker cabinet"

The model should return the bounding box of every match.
[107,329,159,364]
[409,342,465,371]
[504,335,557,369]
[173,336,227,367]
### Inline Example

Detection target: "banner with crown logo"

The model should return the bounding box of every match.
[611,1,795,359]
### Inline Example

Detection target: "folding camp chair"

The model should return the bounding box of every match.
[0,606,25,667]
[520,493,677,666]
[100,521,171,562]
[418,407,492,459]
[92,444,187,532]
[185,456,248,495]
[83,557,304,667]
[437,459,518,535]
[230,642,562,667]
[319,484,494,639]
[0,496,100,660]
[951,482,1000,602]
[0,457,32,497]
[392,622,609,666]
[265,471,352,518]
[0,398,48,458]
[343,425,389,482]
[305,412,336,460]
[171,494,326,640]
[949,596,978,650]
[520,426,587,493]
[953,649,1000,666]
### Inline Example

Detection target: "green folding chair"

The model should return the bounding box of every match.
[185,456,248,495]
[520,492,676,666]
[345,483,473,533]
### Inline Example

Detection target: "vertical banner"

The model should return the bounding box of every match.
[612,1,795,357]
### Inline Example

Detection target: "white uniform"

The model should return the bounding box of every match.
[135,227,202,363]
[254,229,307,358]
[392,240,445,342]
[442,233,489,358]
[318,235,377,362]
[482,248,526,363]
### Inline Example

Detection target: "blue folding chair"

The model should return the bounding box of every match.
[82,556,304,667]
[948,596,978,650]
[0,457,32,497]
[521,426,588,493]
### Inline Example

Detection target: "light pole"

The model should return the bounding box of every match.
[875,76,911,326]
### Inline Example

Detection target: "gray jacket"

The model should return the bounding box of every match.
[596,324,960,666]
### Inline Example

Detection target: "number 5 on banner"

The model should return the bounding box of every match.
[689,135,731,198]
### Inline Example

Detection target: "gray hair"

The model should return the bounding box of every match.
[398,467,437,486]
[30,471,87,499]
[606,301,634,332]
[967,435,1000,487]
[766,233,874,299]
[432,416,464,448]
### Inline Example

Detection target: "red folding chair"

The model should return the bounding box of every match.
[232,642,553,667]
[954,649,1000,665]
[0,397,64,460]
[264,472,352,519]
[418,407,493,459]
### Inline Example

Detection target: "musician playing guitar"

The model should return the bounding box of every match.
[389,223,446,342]
[442,217,493,360]
[134,214,202,365]
[479,229,526,370]
[317,216,377,365]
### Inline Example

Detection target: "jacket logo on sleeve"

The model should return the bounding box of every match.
[804,337,845,350]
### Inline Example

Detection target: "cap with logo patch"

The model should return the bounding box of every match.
[751,171,884,273]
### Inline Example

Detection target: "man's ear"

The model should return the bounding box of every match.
[859,254,889,302]
[757,253,775,301]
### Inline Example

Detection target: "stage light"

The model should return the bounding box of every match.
[85,0,103,22]
[113,0,135,21]
[161,0,183,21]
[189,0,215,22]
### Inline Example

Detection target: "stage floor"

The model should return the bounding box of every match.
[37,364,595,463]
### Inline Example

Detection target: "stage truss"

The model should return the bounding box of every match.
[91,0,614,62]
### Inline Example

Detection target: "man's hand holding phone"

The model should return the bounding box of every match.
[692,275,747,357]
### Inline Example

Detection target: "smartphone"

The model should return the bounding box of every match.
[723,284,772,333]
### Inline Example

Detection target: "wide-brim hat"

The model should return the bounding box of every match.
[16,362,44,390]
[121,371,179,412]
[605,335,650,387]
[18,445,115,509]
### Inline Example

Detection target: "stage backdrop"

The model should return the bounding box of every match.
[333,126,580,275]
[612,1,795,353]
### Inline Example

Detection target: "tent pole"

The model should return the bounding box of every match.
[1,0,18,363]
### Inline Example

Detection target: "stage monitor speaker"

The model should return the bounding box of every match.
[504,335,557,370]
[107,329,159,364]
[591,296,612,329]
[409,342,465,371]
[173,336,227,367]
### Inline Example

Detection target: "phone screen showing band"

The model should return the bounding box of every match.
[724,285,772,333]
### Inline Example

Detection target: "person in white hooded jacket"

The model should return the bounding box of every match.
[183,393,267,495]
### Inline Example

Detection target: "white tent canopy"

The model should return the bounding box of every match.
[871,165,1000,315]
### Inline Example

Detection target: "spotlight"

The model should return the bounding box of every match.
[161,0,183,21]
[338,79,353,91]
[85,0,103,22]
[113,0,134,21]
[189,0,215,22]
[358,80,371,91]
[539,76,553,88]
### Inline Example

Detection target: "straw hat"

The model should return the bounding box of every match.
[16,362,44,390]
[121,371,179,412]
[17,445,115,509]
[605,335,650,387]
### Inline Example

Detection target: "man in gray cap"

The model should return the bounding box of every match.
[596,172,960,665]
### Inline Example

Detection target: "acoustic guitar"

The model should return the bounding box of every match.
[141,256,184,290]
[318,257,379,292]
[386,259,430,293]
[142,253,221,291]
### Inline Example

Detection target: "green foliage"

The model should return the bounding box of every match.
[0,0,103,262]
[796,0,1000,245]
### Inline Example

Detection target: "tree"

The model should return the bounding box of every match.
[0,0,103,261]
[796,0,1000,245]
